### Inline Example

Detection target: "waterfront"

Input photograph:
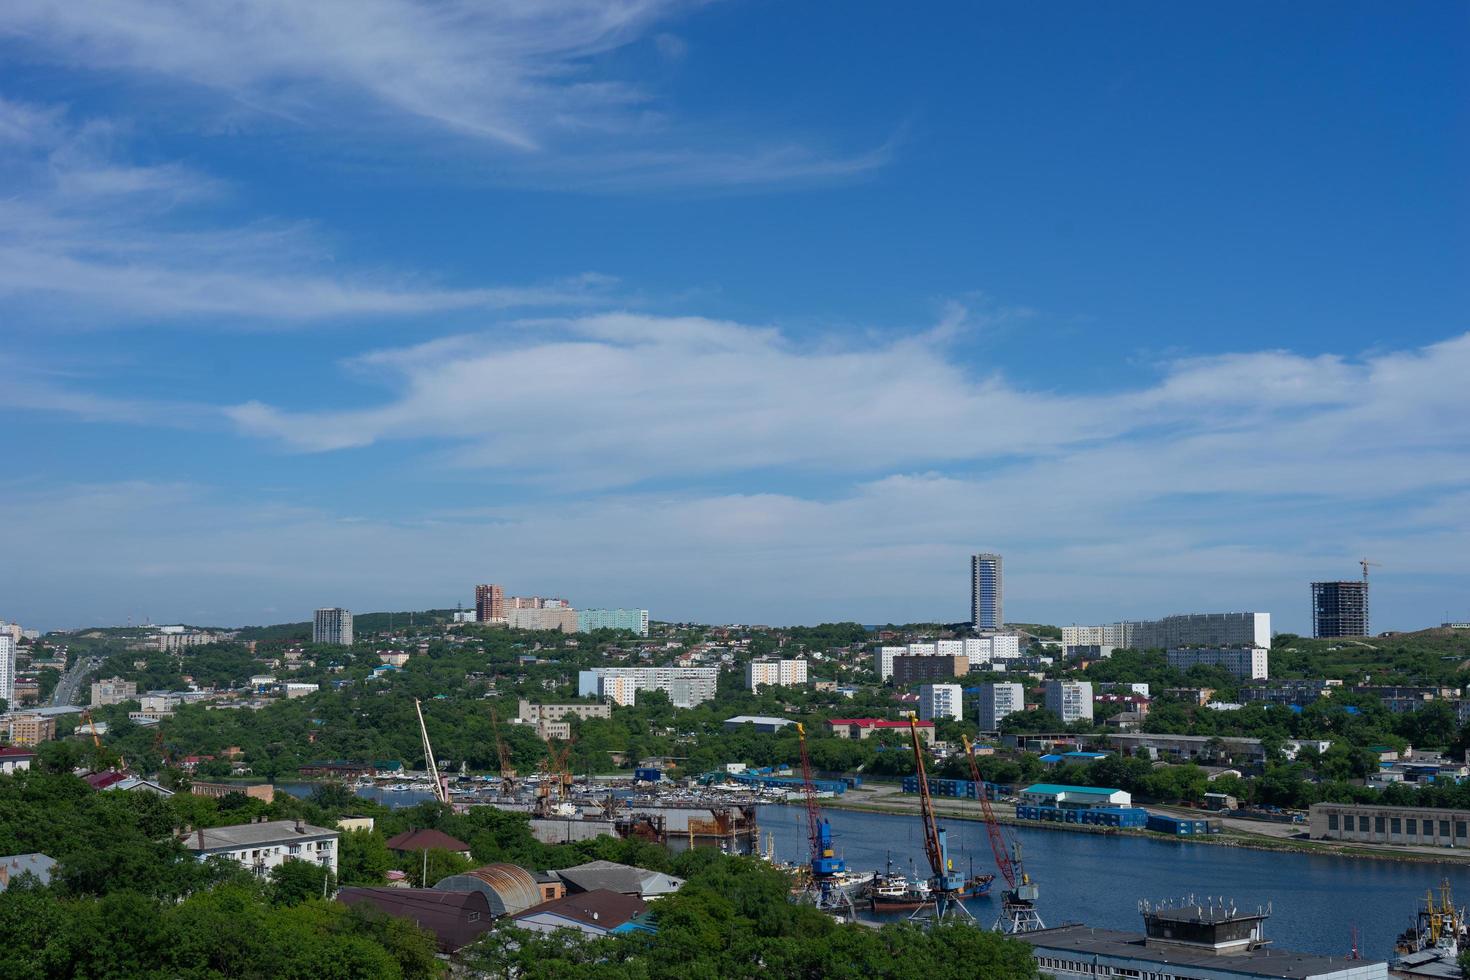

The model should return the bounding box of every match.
[757,804,1470,961]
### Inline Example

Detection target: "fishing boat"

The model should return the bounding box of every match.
[1394,879,1467,976]
[865,856,992,914]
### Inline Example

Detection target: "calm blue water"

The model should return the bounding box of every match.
[756,804,1470,961]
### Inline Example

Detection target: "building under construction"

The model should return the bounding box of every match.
[1312,580,1369,637]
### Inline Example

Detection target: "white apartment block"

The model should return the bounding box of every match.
[1167,646,1269,680]
[935,640,964,659]
[874,646,907,682]
[964,634,1021,667]
[578,667,719,708]
[1044,680,1094,724]
[508,607,579,633]
[918,683,963,722]
[745,659,808,692]
[312,608,353,646]
[597,675,638,707]
[91,677,138,707]
[186,819,338,877]
[977,682,1025,730]
[0,636,13,708]
[1062,613,1270,651]
[907,643,938,657]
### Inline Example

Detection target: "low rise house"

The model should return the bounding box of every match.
[185,818,339,876]
[0,747,36,774]
[511,888,654,938]
[385,828,471,859]
[827,718,935,744]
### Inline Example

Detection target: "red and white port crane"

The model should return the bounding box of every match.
[963,735,1044,932]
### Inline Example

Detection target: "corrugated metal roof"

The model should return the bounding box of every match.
[434,863,541,917]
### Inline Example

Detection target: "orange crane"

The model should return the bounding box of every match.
[908,714,973,922]
[963,735,1043,932]
[489,706,517,795]
[81,710,103,752]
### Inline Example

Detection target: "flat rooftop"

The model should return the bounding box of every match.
[1017,925,1382,980]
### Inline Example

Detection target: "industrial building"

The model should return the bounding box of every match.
[433,863,545,918]
[1017,901,1387,980]
[976,682,1025,731]
[1310,802,1470,849]
[517,699,613,741]
[1311,580,1369,637]
[1108,733,1267,766]
[337,888,494,952]
[828,718,935,744]
[722,715,795,733]
[1019,783,1131,808]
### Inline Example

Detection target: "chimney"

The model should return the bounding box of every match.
[197,828,205,848]
[294,818,305,834]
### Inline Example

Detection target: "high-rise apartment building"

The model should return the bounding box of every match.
[0,635,13,708]
[1043,679,1093,724]
[918,683,963,722]
[1166,646,1269,680]
[474,584,505,623]
[977,682,1025,730]
[507,607,579,633]
[874,646,907,682]
[1062,612,1270,651]
[971,553,1004,630]
[745,659,808,692]
[597,674,639,707]
[312,608,353,646]
[577,608,650,636]
[964,635,1021,667]
[1311,581,1369,638]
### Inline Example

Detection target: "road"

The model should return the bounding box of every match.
[50,655,103,707]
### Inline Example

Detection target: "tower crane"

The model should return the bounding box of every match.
[489,706,517,796]
[963,735,1044,932]
[413,698,450,805]
[795,722,854,918]
[1360,558,1381,583]
[908,714,973,922]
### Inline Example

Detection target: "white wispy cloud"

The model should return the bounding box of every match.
[0,0,888,188]
[0,95,620,324]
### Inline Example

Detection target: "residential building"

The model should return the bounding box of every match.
[976,682,1025,731]
[1311,581,1369,638]
[518,699,612,726]
[1062,612,1271,651]
[1166,646,1269,680]
[1043,680,1093,724]
[90,677,137,707]
[892,654,968,686]
[597,674,638,707]
[474,584,505,623]
[506,596,571,610]
[7,714,56,746]
[313,608,353,646]
[507,607,579,633]
[577,667,719,708]
[873,646,906,682]
[971,553,1003,630]
[1016,908,1386,980]
[745,659,808,692]
[0,746,35,774]
[385,828,471,859]
[577,609,650,636]
[1311,802,1470,850]
[284,682,319,699]
[918,683,962,722]
[964,634,1021,667]
[1241,679,1334,706]
[827,718,935,744]
[0,853,55,891]
[185,819,339,876]
[1064,644,1115,661]
[0,635,12,708]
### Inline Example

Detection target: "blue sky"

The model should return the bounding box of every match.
[2,1,1467,632]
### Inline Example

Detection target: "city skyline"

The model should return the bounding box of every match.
[2,4,1466,632]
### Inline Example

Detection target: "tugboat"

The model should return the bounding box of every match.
[1393,879,1467,978]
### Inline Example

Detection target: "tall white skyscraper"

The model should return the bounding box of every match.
[0,635,13,707]
[971,553,1003,630]
[313,608,354,646]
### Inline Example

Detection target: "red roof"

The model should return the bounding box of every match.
[828,718,933,728]
[385,828,470,853]
[84,771,129,789]
[0,747,36,758]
